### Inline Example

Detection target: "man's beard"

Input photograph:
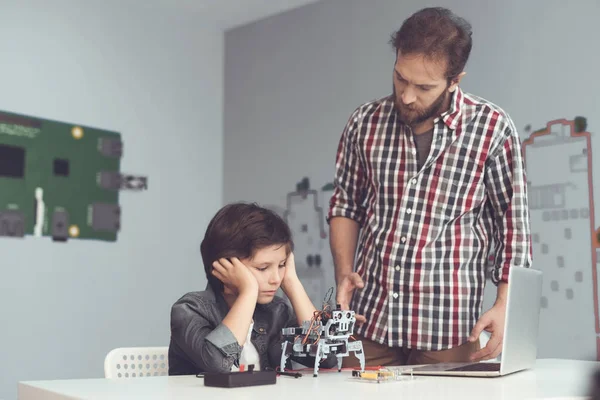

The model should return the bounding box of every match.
[393,85,449,126]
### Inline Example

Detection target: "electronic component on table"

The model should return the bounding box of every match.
[203,364,277,388]
[351,368,412,383]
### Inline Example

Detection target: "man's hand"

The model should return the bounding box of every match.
[212,257,258,295]
[336,272,366,324]
[468,302,506,361]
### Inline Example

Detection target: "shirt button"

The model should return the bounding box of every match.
[406,209,412,214]
[392,293,399,299]
[411,179,417,184]
[401,237,407,243]
[412,149,417,155]
[395,265,400,271]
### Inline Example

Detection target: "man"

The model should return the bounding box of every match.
[328,7,532,367]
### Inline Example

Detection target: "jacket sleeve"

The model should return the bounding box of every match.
[170,296,243,373]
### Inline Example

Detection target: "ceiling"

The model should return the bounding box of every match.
[146,0,321,31]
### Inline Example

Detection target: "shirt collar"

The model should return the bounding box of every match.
[439,86,464,131]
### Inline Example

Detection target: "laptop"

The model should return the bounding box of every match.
[407,266,543,377]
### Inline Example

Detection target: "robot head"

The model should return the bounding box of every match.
[330,309,356,335]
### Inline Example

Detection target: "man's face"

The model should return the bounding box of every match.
[392,52,456,126]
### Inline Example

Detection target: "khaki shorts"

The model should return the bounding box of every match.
[342,334,480,368]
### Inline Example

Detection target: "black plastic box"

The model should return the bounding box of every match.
[204,370,277,388]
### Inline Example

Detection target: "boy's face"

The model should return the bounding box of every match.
[242,244,288,304]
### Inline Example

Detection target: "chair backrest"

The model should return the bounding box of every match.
[104,347,169,378]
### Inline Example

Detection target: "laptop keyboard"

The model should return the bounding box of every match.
[446,363,501,372]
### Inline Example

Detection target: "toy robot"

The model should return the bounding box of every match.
[280,302,365,377]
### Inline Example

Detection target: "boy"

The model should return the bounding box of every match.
[168,202,336,374]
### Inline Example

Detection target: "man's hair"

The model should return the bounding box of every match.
[389,7,473,81]
[200,202,293,293]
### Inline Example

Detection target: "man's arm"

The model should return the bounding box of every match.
[330,217,366,323]
[469,117,532,361]
[495,282,508,305]
[329,217,360,284]
[327,109,367,284]
[327,109,368,321]
[485,119,533,285]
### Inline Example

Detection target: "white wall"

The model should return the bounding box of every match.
[0,1,222,399]
[224,0,600,361]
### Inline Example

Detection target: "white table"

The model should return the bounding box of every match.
[18,359,599,400]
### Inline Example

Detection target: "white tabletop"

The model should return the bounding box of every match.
[18,359,599,400]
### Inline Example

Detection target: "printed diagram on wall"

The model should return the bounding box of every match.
[522,117,600,360]
[0,110,147,242]
[268,178,336,308]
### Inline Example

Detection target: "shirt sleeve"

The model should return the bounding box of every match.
[484,118,533,284]
[328,108,367,225]
[170,297,243,373]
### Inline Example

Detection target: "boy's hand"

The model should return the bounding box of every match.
[281,252,300,292]
[212,257,258,295]
[283,252,299,282]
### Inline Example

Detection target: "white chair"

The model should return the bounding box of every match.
[104,347,169,379]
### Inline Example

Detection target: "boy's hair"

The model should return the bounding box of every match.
[200,202,294,293]
[389,7,473,81]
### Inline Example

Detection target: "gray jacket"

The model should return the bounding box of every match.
[168,284,336,375]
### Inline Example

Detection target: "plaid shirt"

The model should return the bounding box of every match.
[328,88,532,351]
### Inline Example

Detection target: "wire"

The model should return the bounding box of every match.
[278,371,302,378]
[284,365,384,372]
[300,302,333,345]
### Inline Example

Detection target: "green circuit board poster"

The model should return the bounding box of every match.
[0,110,147,242]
